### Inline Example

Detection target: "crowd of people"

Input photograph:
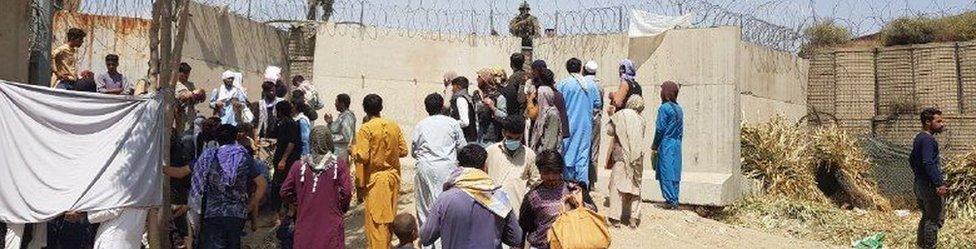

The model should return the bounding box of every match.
[6,27,692,249]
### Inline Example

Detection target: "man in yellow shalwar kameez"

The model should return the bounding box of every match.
[351,94,408,249]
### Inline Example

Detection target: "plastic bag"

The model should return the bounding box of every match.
[852,232,885,249]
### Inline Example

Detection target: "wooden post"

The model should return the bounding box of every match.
[148,0,161,79]
[169,0,190,83]
[149,0,175,248]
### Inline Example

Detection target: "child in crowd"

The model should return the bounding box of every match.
[275,204,296,249]
[393,213,418,249]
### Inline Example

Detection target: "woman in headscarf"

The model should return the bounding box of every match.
[476,67,509,144]
[280,125,352,249]
[653,81,683,209]
[606,95,646,228]
[529,69,563,153]
[527,63,570,139]
[608,59,643,112]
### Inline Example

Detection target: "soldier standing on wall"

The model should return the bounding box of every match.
[510,2,541,62]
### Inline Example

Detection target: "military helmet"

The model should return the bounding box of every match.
[519,2,530,10]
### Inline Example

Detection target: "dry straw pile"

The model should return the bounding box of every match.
[740,117,890,210]
[944,149,976,219]
[729,117,976,247]
[720,197,976,248]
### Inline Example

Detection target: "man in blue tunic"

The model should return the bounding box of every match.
[653,81,684,209]
[556,58,602,187]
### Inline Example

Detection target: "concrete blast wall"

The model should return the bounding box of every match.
[311,25,521,136]
[313,25,808,206]
[618,27,807,205]
[52,2,290,104]
[0,0,31,83]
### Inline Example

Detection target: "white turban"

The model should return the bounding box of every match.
[264,66,282,82]
[222,70,236,80]
[584,60,598,74]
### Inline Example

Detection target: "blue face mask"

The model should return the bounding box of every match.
[504,138,522,152]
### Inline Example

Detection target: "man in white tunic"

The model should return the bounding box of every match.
[88,208,148,249]
[411,93,466,249]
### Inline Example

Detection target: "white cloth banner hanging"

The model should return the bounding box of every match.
[0,81,164,224]
[628,10,693,38]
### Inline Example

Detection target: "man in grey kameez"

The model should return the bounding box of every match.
[327,93,356,157]
[411,93,466,249]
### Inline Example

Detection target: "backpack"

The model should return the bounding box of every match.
[547,205,611,249]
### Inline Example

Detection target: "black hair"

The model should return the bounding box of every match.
[510,53,525,71]
[336,93,351,109]
[215,124,238,145]
[67,28,86,41]
[392,213,417,242]
[502,114,526,134]
[458,144,488,169]
[537,68,555,87]
[920,108,943,125]
[178,63,192,73]
[536,150,565,173]
[424,93,444,116]
[292,75,305,83]
[363,94,383,116]
[261,81,275,92]
[105,54,119,63]
[566,58,582,74]
[451,76,470,89]
[291,90,306,101]
[275,101,294,118]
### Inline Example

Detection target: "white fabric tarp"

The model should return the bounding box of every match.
[627,10,693,38]
[0,81,164,224]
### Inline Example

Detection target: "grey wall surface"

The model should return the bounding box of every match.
[0,0,31,83]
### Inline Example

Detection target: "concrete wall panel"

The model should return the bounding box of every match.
[311,24,520,136]
[740,94,807,125]
[310,25,807,206]
[533,34,629,88]
[737,43,808,104]
[0,0,32,82]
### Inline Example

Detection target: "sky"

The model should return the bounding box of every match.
[81,0,975,36]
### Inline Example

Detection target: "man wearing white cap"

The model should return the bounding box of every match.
[209,70,248,126]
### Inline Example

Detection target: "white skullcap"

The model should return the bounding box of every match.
[584,60,598,73]
[264,66,282,81]
[222,70,236,79]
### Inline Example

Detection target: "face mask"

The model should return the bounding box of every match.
[504,139,522,152]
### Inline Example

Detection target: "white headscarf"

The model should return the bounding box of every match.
[217,70,243,101]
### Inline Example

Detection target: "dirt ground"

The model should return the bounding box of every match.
[243,159,840,249]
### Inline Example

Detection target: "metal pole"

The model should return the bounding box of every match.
[489,7,494,33]
[618,6,624,32]
[358,0,365,25]
[28,0,54,86]
[554,11,559,34]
